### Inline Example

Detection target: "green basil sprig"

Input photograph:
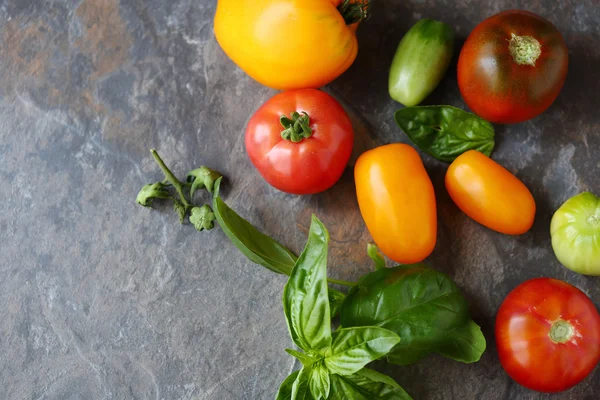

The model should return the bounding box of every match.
[340,264,486,365]
[136,150,485,399]
[213,179,298,275]
[430,320,486,364]
[212,178,356,288]
[277,371,300,400]
[282,216,333,351]
[135,149,352,315]
[328,289,346,319]
[276,216,410,400]
[274,367,413,400]
[329,368,412,400]
[324,327,401,376]
[394,105,495,162]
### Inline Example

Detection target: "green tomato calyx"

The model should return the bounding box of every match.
[280,111,313,142]
[549,320,574,343]
[509,33,542,66]
[587,214,600,226]
[337,0,371,25]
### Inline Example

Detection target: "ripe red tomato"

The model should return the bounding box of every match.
[245,89,353,195]
[496,278,600,393]
[458,10,568,123]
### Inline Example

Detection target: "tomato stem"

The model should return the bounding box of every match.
[549,320,574,343]
[280,111,313,142]
[587,214,600,226]
[337,0,371,25]
[328,277,356,287]
[509,33,542,66]
[151,149,191,209]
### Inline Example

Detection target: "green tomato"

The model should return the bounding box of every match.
[551,192,600,275]
[388,19,455,106]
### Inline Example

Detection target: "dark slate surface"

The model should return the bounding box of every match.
[1,0,599,399]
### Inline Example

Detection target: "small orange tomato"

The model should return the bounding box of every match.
[355,144,437,264]
[445,150,535,234]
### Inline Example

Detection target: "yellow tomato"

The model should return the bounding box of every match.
[445,150,536,235]
[355,144,437,264]
[214,0,365,90]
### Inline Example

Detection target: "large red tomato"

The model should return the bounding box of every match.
[458,10,568,123]
[245,89,354,195]
[496,278,600,392]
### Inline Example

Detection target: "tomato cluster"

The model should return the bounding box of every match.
[216,2,599,396]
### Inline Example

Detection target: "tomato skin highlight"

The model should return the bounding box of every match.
[354,144,437,264]
[245,89,354,195]
[445,150,535,235]
[457,10,568,123]
[496,278,600,393]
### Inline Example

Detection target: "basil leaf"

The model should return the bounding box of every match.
[328,288,346,319]
[291,367,312,400]
[387,319,486,365]
[309,363,330,399]
[329,369,413,400]
[340,265,470,364]
[435,319,486,363]
[394,105,495,162]
[212,178,297,275]
[285,349,317,367]
[384,342,432,365]
[276,370,300,400]
[283,215,332,351]
[324,327,400,376]
[354,368,406,390]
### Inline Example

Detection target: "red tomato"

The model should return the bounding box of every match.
[245,89,354,195]
[496,278,600,392]
[458,10,568,123]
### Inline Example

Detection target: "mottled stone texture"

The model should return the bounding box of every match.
[0,0,599,399]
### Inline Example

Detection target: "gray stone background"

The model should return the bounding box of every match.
[1,0,599,399]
